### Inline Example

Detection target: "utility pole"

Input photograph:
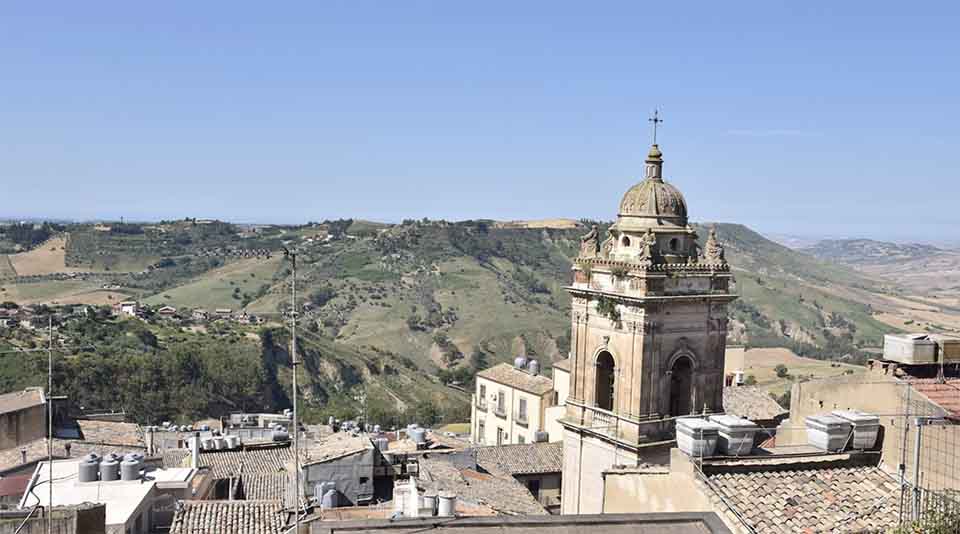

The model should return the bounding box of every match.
[47,315,53,534]
[283,247,301,530]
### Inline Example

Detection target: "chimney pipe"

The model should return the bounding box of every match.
[64,442,72,457]
[20,448,27,465]
[191,431,200,469]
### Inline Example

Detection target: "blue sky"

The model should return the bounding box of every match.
[2,2,958,241]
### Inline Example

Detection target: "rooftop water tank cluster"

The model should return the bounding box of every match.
[805,410,879,452]
[78,452,143,482]
[197,433,243,451]
[676,415,759,457]
[513,355,541,376]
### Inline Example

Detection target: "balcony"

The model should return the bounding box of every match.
[562,399,678,446]
[493,404,507,418]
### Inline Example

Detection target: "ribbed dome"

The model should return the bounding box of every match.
[618,178,688,220]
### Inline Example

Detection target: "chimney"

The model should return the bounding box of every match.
[191,431,200,469]
[20,448,27,465]
[64,442,72,457]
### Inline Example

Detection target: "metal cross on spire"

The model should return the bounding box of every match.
[649,109,663,144]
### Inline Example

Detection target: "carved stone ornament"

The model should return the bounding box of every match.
[579,224,600,259]
[601,335,610,347]
[702,227,726,265]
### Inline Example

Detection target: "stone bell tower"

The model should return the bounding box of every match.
[560,143,737,514]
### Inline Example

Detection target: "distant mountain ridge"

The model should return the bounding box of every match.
[803,238,944,266]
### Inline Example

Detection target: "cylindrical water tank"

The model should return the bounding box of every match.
[200,437,214,451]
[437,492,455,517]
[213,437,227,450]
[225,435,240,449]
[514,356,528,369]
[534,431,549,443]
[373,424,381,433]
[99,455,120,481]
[78,454,99,483]
[199,424,210,431]
[120,459,141,481]
[328,416,335,426]
[272,429,290,442]
[528,359,540,376]
[423,492,438,516]
[410,428,427,445]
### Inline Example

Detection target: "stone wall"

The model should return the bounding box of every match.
[0,504,105,534]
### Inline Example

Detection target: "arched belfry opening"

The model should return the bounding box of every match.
[595,351,616,411]
[669,356,694,416]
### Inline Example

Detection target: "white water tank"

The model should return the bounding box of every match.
[213,437,227,450]
[805,414,853,452]
[708,415,758,456]
[200,437,214,451]
[832,410,879,450]
[225,435,241,449]
[528,359,540,376]
[514,356,528,369]
[676,418,720,457]
[422,492,438,516]
[437,492,455,517]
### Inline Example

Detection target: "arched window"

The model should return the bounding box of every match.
[595,351,615,411]
[669,356,694,416]
[669,237,679,252]
[621,236,631,247]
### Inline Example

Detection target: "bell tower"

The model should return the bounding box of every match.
[562,142,737,514]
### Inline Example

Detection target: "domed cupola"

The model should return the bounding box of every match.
[616,144,688,231]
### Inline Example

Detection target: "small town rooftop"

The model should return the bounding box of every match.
[475,363,553,396]
[0,388,44,415]
[475,442,562,476]
[21,459,194,527]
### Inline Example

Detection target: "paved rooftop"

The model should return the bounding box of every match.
[22,459,193,527]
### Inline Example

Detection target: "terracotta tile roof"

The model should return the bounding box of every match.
[170,500,284,534]
[302,432,372,465]
[476,363,553,396]
[908,379,960,418]
[418,456,547,516]
[195,445,295,479]
[475,442,562,476]
[705,465,902,533]
[75,419,144,447]
[0,388,44,415]
[241,473,289,501]
[551,359,571,372]
[722,386,788,422]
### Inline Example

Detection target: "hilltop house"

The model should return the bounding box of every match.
[471,360,565,446]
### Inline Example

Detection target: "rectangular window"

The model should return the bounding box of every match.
[478,420,485,444]
[497,427,504,445]
[479,384,486,400]
[497,391,505,413]
[519,398,527,420]
[518,434,525,444]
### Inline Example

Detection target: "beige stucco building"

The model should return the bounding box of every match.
[471,361,572,445]
[560,144,736,514]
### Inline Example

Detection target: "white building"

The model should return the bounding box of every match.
[20,459,197,534]
[471,359,571,446]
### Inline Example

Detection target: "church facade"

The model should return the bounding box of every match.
[560,144,737,514]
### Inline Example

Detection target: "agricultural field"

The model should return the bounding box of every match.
[6,236,90,276]
[736,347,867,397]
[0,280,133,305]
[144,255,283,310]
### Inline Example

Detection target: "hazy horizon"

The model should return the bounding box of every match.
[3,2,959,242]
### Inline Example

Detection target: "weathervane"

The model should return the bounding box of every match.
[649,108,663,144]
